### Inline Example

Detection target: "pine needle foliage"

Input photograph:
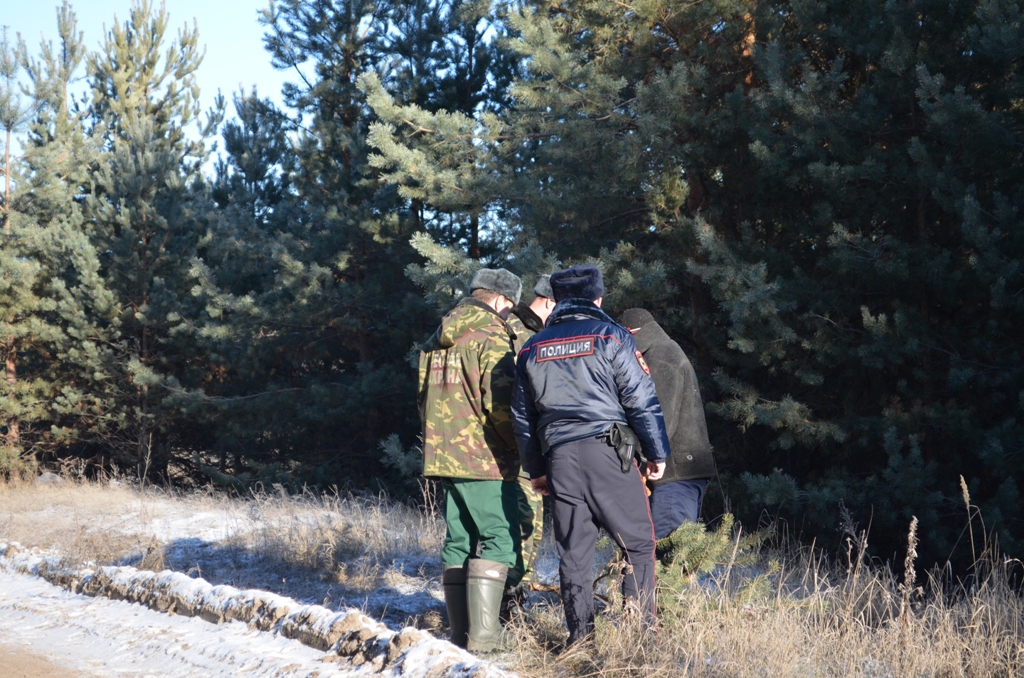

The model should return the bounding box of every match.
[656,514,765,584]
[82,0,223,479]
[655,514,782,613]
[166,0,527,491]
[2,2,125,471]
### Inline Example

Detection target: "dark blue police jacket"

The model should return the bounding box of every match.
[512,299,671,479]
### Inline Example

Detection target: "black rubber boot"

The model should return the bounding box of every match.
[443,565,469,648]
[466,559,509,653]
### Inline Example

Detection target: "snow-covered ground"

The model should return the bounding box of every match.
[0,568,355,677]
[0,484,523,677]
[0,542,512,678]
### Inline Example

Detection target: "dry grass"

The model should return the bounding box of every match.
[3,476,1022,676]
[0,475,154,566]
[499,482,1024,676]
[504,536,1024,678]
[0,476,446,624]
[225,485,445,590]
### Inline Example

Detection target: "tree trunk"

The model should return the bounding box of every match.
[469,212,480,259]
[742,13,756,89]
[3,127,9,234]
[136,386,151,481]
[4,347,17,448]
[3,126,18,449]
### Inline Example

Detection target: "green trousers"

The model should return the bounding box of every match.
[441,478,522,583]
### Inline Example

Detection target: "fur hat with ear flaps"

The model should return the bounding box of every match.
[550,265,604,302]
[470,268,522,305]
[533,274,553,300]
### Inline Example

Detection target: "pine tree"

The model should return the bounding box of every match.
[364,0,686,286]
[0,3,124,471]
[373,0,523,256]
[16,1,124,462]
[178,0,530,489]
[212,89,293,227]
[83,0,222,478]
[171,0,439,489]
[0,25,36,460]
[687,0,1024,562]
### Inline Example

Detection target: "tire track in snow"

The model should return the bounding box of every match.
[0,569,349,677]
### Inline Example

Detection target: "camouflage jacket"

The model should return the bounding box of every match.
[506,305,541,355]
[418,298,520,481]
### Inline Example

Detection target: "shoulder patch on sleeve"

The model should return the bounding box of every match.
[634,349,651,375]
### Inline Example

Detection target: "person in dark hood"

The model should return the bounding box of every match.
[618,308,717,540]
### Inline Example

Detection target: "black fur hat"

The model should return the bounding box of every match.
[470,268,522,304]
[550,265,604,302]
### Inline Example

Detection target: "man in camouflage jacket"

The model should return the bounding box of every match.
[417,268,523,653]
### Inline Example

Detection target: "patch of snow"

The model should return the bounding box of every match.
[0,568,354,677]
[139,510,248,543]
[0,542,513,677]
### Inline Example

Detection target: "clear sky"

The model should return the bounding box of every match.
[5,0,294,118]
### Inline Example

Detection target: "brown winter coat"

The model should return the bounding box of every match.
[632,321,716,483]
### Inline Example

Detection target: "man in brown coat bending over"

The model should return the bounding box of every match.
[619,308,716,540]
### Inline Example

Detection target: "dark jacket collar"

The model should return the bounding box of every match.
[632,321,671,354]
[511,302,545,333]
[548,298,619,327]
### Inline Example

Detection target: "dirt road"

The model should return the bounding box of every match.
[0,644,81,678]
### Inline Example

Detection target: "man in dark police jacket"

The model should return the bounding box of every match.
[511,265,671,645]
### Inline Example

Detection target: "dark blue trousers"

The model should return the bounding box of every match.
[649,478,708,540]
[547,437,657,644]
